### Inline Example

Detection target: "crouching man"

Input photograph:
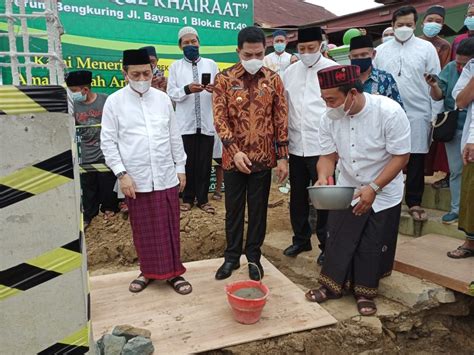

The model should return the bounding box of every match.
[306,65,411,316]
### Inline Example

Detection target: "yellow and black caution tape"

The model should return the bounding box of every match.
[76,123,102,129]
[0,235,83,301]
[38,322,90,354]
[79,163,111,174]
[0,85,67,115]
[0,150,74,209]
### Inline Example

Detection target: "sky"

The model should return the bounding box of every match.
[306,0,382,16]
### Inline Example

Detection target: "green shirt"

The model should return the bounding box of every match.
[438,61,467,131]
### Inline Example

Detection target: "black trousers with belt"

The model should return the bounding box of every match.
[182,132,214,206]
[405,153,425,208]
[223,169,272,264]
[81,167,118,224]
[289,154,328,251]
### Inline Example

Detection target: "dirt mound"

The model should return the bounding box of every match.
[85,186,291,272]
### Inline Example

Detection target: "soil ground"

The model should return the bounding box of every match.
[86,185,473,354]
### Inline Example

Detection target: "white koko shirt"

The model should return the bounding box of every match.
[283,56,338,157]
[167,56,219,136]
[263,51,293,77]
[319,93,411,213]
[374,35,441,154]
[100,85,187,192]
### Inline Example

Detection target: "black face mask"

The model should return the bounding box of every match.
[183,45,199,61]
[351,57,372,73]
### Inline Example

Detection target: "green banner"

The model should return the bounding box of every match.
[0,0,253,93]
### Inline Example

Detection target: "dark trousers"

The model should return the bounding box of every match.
[224,170,272,264]
[81,171,118,223]
[405,153,425,208]
[289,154,328,251]
[182,133,214,206]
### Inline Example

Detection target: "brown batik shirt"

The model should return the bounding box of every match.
[420,35,452,69]
[212,62,289,172]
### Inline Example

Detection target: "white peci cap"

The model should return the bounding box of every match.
[178,26,198,41]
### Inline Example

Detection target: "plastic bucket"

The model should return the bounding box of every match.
[225,280,270,324]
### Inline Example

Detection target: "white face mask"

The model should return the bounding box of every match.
[70,90,86,102]
[300,52,321,67]
[382,36,394,43]
[394,26,414,42]
[129,79,151,94]
[326,93,355,120]
[241,59,264,75]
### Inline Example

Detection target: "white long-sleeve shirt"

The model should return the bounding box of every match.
[319,93,411,213]
[264,51,293,77]
[100,85,186,192]
[452,58,474,152]
[167,57,219,136]
[374,36,441,154]
[283,57,338,157]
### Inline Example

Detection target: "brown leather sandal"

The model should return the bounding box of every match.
[199,203,215,214]
[356,297,377,316]
[129,274,152,293]
[408,207,428,221]
[180,203,193,212]
[447,246,474,259]
[305,286,340,303]
[167,276,192,295]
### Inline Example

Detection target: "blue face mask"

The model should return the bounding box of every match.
[465,16,474,31]
[350,57,372,73]
[274,42,286,53]
[423,22,442,38]
[183,45,199,61]
[70,90,86,102]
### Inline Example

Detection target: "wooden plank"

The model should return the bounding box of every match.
[90,256,337,354]
[394,234,474,294]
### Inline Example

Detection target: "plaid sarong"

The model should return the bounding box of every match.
[127,186,186,280]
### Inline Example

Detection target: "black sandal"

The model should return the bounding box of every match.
[305,286,340,303]
[167,276,192,295]
[198,203,215,214]
[129,274,151,293]
[356,297,377,316]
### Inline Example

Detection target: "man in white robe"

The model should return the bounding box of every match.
[263,30,296,77]
[167,26,219,214]
[282,26,337,264]
[101,48,191,295]
[374,5,441,221]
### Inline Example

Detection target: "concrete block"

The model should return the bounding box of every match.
[399,211,466,240]
[379,271,455,308]
[434,289,456,304]
[1,112,89,353]
[420,219,466,240]
[420,185,451,212]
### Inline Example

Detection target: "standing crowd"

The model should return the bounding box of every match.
[66,4,474,316]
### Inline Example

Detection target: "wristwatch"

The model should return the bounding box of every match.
[278,155,289,161]
[116,171,127,179]
[369,182,381,194]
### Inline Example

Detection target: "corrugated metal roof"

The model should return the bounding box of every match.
[254,0,336,27]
